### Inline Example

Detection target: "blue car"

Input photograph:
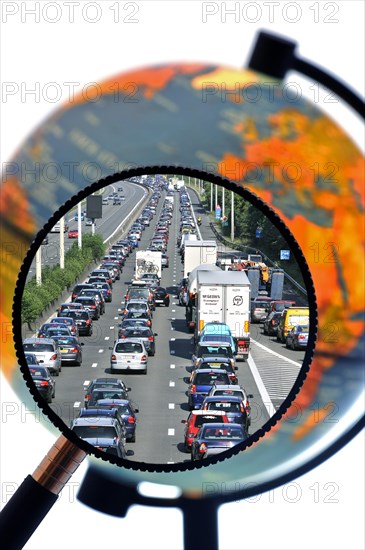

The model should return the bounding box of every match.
[127,235,139,248]
[198,322,236,354]
[95,399,139,442]
[201,396,248,428]
[188,369,230,410]
[285,325,309,350]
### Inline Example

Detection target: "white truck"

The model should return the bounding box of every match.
[183,240,217,278]
[193,270,251,361]
[134,250,162,281]
[176,179,185,191]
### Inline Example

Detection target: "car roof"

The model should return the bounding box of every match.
[203,396,243,402]
[200,422,244,429]
[114,338,145,344]
[23,338,56,344]
[194,368,229,374]
[190,410,228,416]
[96,399,130,405]
[72,417,117,426]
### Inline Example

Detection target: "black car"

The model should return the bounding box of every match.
[263,311,282,336]
[71,283,95,302]
[52,335,84,366]
[77,289,106,315]
[73,296,100,320]
[28,365,55,403]
[63,309,93,336]
[25,352,39,365]
[153,287,170,307]
[87,387,131,409]
[94,399,139,442]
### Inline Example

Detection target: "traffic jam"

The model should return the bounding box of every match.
[22,175,309,463]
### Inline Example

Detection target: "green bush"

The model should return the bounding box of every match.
[21,234,106,324]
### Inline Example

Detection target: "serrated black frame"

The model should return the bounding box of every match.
[13,165,317,481]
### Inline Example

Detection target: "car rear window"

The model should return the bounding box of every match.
[213,390,244,399]
[115,342,143,353]
[194,415,225,428]
[24,343,55,352]
[29,367,48,378]
[207,402,241,412]
[199,346,232,357]
[53,337,76,346]
[90,390,125,401]
[78,298,94,305]
[195,373,229,385]
[124,329,151,337]
[65,311,89,320]
[72,426,117,439]
[202,426,244,439]
[127,303,147,311]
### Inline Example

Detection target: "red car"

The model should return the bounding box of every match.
[182,410,229,451]
[68,229,78,238]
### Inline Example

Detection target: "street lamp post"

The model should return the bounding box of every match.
[60,216,65,269]
[230,191,235,241]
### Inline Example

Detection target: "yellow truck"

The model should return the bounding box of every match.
[277,307,309,343]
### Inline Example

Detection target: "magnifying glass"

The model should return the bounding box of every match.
[0,31,364,550]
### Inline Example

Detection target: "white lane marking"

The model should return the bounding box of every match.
[83,380,90,386]
[169,381,175,387]
[250,338,302,366]
[170,338,176,341]
[73,402,81,408]
[172,310,176,313]
[247,354,275,417]
[114,316,118,320]
[168,428,175,436]
[167,461,175,464]
[171,327,174,331]
[168,403,175,409]
[170,364,175,369]
[91,363,98,368]
[105,336,110,340]
[110,326,114,329]
[98,349,104,353]
[171,318,176,321]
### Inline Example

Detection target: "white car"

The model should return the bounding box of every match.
[23,338,62,376]
[110,338,148,374]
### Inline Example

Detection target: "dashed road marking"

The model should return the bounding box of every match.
[104,336,110,340]
[169,381,175,387]
[170,364,175,369]
[98,349,104,353]
[168,428,175,436]
[170,338,176,341]
[110,326,114,329]
[83,380,90,386]
[91,363,98,368]
[168,403,175,409]
[73,402,81,408]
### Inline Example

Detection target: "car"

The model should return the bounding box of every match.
[263,311,282,336]
[90,268,113,287]
[113,198,122,205]
[197,360,238,385]
[52,335,84,366]
[285,324,309,350]
[250,297,273,323]
[102,198,109,205]
[48,317,79,337]
[103,261,121,280]
[68,229,78,238]
[198,322,235,351]
[71,283,96,302]
[23,338,62,376]
[74,212,85,221]
[269,300,296,313]
[77,289,106,315]
[110,339,148,374]
[37,322,66,338]
[121,300,153,318]
[208,385,253,429]
[87,386,131,409]
[28,365,56,403]
[161,253,169,268]
[153,287,170,307]
[122,309,152,328]
[117,186,123,191]
[191,423,248,461]
[133,273,160,287]
[85,218,93,226]
[118,327,157,356]
[124,286,155,311]
[42,235,49,245]
[63,309,93,336]
[78,408,128,445]
[199,333,236,356]
[83,378,131,408]
[70,416,127,450]
[88,280,112,302]
[72,296,100,320]
[119,318,151,333]
[192,342,235,369]
[181,410,230,451]
[43,325,73,340]
[201,396,249,428]
[94,399,139,442]
[57,302,85,316]
[187,369,231,410]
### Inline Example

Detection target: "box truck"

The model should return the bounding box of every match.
[183,240,217,278]
[190,270,251,361]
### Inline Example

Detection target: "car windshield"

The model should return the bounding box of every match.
[202,427,244,439]
[213,390,243,399]
[195,373,229,385]
[127,303,147,311]
[273,303,294,311]
[53,337,77,346]
[115,343,143,353]
[24,343,54,352]
[207,402,241,412]
[72,426,117,439]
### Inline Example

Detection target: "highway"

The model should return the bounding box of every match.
[23,181,306,464]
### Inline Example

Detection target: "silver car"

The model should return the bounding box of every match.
[110,338,148,374]
[23,338,62,376]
